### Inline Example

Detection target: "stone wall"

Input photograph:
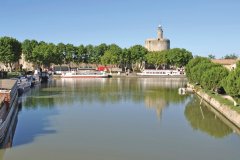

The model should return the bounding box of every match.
[145,39,170,51]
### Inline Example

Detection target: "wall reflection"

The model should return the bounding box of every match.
[0,99,20,159]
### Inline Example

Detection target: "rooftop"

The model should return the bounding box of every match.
[211,59,239,65]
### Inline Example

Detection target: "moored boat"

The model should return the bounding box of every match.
[0,79,18,143]
[137,69,185,77]
[61,71,111,78]
[11,76,31,96]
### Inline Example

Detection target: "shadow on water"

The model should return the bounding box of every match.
[11,90,58,147]
[184,95,240,138]
[0,85,58,151]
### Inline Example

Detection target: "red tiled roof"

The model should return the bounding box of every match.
[211,59,238,65]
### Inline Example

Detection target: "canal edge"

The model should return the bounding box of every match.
[187,83,240,129]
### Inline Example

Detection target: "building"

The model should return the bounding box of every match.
[211,59,239,70]
[145,25,170,51]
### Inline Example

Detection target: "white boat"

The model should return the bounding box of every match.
[0,79,18,143]
[137,69,185,77]
[11,76,31,95]
[61,71,111,78]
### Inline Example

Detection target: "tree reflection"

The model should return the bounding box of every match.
[184,96,232,138]
[144,87,188,118]
[23,78,188,119]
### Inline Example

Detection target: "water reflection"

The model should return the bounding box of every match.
[184,95,234,138]
[12,90,57,147]
[0,78,240,160]
[24,78,188,119]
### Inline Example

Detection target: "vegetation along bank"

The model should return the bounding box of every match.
[186,57,240,128]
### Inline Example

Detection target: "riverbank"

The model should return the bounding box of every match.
[188,83,240,129]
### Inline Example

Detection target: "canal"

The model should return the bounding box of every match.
[0,78,239,160]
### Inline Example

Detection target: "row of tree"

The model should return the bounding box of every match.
[186,57,240,98]
[0,36,193,72]
[208,53,239,59]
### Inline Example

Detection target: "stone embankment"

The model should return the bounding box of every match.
[187,84,240,128]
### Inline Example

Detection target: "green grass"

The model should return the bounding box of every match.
[194,85,240,114]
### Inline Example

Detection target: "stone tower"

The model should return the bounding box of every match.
[145,25,170,51]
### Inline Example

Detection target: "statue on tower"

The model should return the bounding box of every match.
[157,25,163,39]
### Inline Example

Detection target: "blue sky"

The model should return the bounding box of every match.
[0,0,239,58]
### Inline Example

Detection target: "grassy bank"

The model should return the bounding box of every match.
[193,85,240,114]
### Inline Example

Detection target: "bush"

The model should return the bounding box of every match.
[221,62,240,98]
[201,66,229,90]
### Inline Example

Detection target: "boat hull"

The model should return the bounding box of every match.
[137,69,185,78]
[61,75,110,78]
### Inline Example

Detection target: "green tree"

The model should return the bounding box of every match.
[56,43,66,66]
[75,45,86,65]
[0,36,22,71]
[208,54,215,59]
[81,44,95,67]
[32,42,46,66]
[108,44,122,67]
[189,62,216,84]
[201,66,229,90]
[145,51,167,70]
[119,48,131,72]
[22,39,39,63]
[32,42,57,68]
[128,45,148,71]
[167,48,193,67]
[222,62,240,98]
[185,57,210,82]
[90,43,109,67]
[223,53,238,59]
[101,50,118,73]
[65,44,77,69]
[44,43,58,68]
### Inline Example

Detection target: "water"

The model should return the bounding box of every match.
[0,78,239,160]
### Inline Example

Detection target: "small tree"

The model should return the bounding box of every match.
[208,54,215,59]
[223,53,238,59]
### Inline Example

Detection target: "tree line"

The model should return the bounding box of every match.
[186,57,240,99]
[0,36,193,72]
